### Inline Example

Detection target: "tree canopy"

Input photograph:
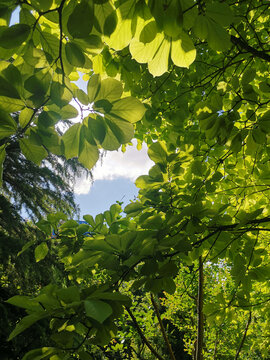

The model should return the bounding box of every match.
[0,0,270,359]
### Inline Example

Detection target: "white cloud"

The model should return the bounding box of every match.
[74,141,154,195]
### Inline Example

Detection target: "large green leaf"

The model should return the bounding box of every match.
[171,32,196,68]
[0,75,21,98]
[206,18,231,51]
[104,116,134,144]
[19,108,34,128]
[148,142,168,165]
[65,42,85,67]
[0,110,17,139]
[62,122,81,159]
[104,0,136,50]
[148,37,171,77]
[87,74,101,103]
[129,32,164,64]
[8,313,47,341]
[0,24,30,49]
[19,138,47,165]
[67,0,94,38]
[78,139,99,169]
[84,299,112,323]
[6,295,44,312]
[22,347,57,360]
[110,97,146,123]
[35,242,49,262]
[94,78,123,102]
[206,2,233,27]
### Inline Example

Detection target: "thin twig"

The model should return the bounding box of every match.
[125,306,165,360]
[150,294,176,360]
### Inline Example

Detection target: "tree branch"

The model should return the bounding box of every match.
[195,256,204,360]
[231,35,270,62]
[235,311,252,360]
[150,294,176,360]
[125,306,165,360]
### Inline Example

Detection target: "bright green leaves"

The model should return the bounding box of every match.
[104,0,136,50]
[0,24,31,49]
[34,242,49,262]
[61,75,145,168]
[78,133,99,169]
[84,300,112,323]
[148,142,168,166]
[171,32,196,68]
[67,0,94,38]
[130,28,196,76]
[109,97,146,123]
[88,76,122,103]
[62,122,99,169]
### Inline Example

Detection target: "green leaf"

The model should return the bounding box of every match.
[206,19,231,51]
[171,31,196,68]
[94,78,123,103]
[206,2,233,27]
[19,138,47,165]
[0,75,20,98]
[0,96,24,112]
[242,68,256,85]
[88,115,106,144]
[101,117,134,150]
[139,21,157,44]
[35,242,49,262]
[56,286,80,304]
[83,214,95,227]
[103,10,118,36]
[124,202,145,216]
[50,81,73,107]
[65,42,85,67]
[104,0,135,50]
[78,139,99,169]
[87,74,101,103]
[148,142,167,165]
[161,277,176,294]
[0,24,30,49]
[76,89,89,105]
[19,108,34,128]
[67,0,94,38]
[8,313,47,341]
[6,295,43,312]
[110,97,146,123]
[148,37,171,77]
[129,32,164,64]
[84,299,112,323]
[158,262,178,277]
[162,0,183,37]
[22,347,57,360]
[62,123,81,159]
[0,110,17,139]
[259,111,270,133]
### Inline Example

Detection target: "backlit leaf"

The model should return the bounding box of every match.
[35,242,49,262]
